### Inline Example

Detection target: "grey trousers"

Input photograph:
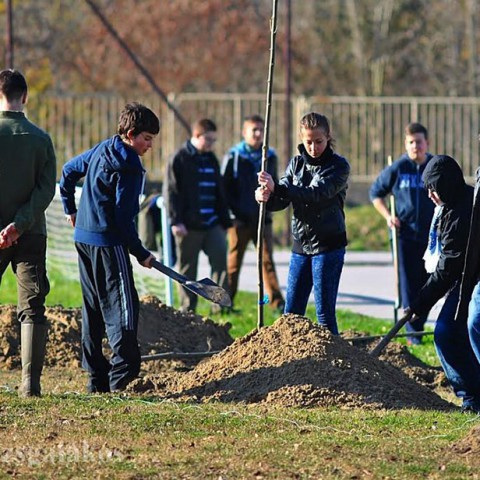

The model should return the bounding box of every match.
[175,224,227,312]
[0,234,50,324]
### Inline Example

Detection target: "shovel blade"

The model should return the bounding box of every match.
[184,278,232,307]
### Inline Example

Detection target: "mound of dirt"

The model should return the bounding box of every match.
[451,425,480,467]
[0,297,233,371]
[131,314,453,410]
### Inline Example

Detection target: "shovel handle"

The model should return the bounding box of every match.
[370,310,413,357]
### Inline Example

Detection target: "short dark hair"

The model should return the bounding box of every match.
[405,122,428,140]
[244,114,264,124]
[192,118,217,136]
[117,102,160,137]
[0,69,27,101]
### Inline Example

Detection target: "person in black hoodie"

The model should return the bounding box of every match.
[256,112,350,335]
[408,155,480,413]
[60,103,160,393]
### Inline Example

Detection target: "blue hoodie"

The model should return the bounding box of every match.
[369,153,435,243]
[60,135,149,262]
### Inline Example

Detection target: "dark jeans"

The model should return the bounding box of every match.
[434,284,480,406]
[285,248,345,335]
[175,224,228,312]
[0,234,49,324]
[397,237,430,334]
[76,242,141,392]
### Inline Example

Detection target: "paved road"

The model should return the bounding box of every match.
[197,249,442,322]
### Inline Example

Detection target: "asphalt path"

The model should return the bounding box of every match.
[197,248,442,323]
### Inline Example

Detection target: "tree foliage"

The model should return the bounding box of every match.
[0,0,479,96]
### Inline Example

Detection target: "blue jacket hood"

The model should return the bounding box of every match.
[229,141,275,160]
[104,135,145,173]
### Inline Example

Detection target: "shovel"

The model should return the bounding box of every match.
[151,259,232,307]
[370,310,414,357]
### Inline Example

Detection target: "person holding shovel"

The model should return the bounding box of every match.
[255,112,350,335]
[60,102,159,393]
[369,122,434,344]
[407,155,480,413]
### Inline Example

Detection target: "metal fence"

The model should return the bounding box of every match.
[26,93,480,182]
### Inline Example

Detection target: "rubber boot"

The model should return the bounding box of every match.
[19,322,48,397]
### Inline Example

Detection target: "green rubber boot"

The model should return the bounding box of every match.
[19,323,48,397]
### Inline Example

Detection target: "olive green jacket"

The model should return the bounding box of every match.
[0,111,56,235]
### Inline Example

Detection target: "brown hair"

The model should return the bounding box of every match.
[405,122,428,140]
[300,112,335,149]
[117,102,160,137]
[192,118,217,137]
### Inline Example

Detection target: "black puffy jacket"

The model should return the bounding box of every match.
[411,155,473,316]
[267,145,350,255]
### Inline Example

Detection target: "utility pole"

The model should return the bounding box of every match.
[5,0,14,68]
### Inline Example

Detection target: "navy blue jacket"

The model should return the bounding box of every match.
[369,153,434,243]
[60,135,149,262]
[222,141,278,226]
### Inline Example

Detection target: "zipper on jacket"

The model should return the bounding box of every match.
[415,164,420,241]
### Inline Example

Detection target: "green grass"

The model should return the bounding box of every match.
[2,265,473,479]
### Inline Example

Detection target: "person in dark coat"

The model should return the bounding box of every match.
[456,166,480,407]
[407,155,480,413]
[256,112,350,335]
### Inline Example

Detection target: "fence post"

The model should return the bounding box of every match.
[157,196,174,306]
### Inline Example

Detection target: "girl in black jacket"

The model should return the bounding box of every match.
[256,112,350,334]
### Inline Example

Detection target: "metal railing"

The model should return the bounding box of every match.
[27,93,480,182]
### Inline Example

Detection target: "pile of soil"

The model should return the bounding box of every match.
[0,296,233,371]
[342,329,447,391]
[131,314,453,410]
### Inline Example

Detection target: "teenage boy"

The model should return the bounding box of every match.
[0,69,56,397]
[408,155,480,413]
[222,115,285,312]
[164,118,231,313]
[370,122,434,343]
[60,103,159,393]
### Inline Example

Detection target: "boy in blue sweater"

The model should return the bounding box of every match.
[60,103,160,393]
[370,122,434,343]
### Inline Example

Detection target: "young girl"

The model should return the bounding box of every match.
[256,112,350,334]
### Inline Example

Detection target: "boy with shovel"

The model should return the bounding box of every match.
[60,103,159,393]
[406,155,480,413]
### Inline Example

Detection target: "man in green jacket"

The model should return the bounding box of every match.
[0,69,57,397]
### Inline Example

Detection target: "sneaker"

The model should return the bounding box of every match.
[461,402,480,414]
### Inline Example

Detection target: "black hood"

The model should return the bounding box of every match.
[422,154,465,205]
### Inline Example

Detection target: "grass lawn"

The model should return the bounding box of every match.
[2,257,478,479]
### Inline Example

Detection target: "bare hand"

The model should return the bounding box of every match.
[66,213,76,227]
[387,215,400,229]
[257,171,274,192]
[255,186,271,203]
[0,223,20,249]
[140,253,155,268]
[172,223,188,237]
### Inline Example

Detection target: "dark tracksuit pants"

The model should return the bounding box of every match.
[75,242,141,392]
[0,234,50,325]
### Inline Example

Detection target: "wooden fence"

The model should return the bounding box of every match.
[26,93,480,182]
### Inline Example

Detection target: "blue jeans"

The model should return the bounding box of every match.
[467,282,480,367]
[285,248,345,335]
[434,284,480,406]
